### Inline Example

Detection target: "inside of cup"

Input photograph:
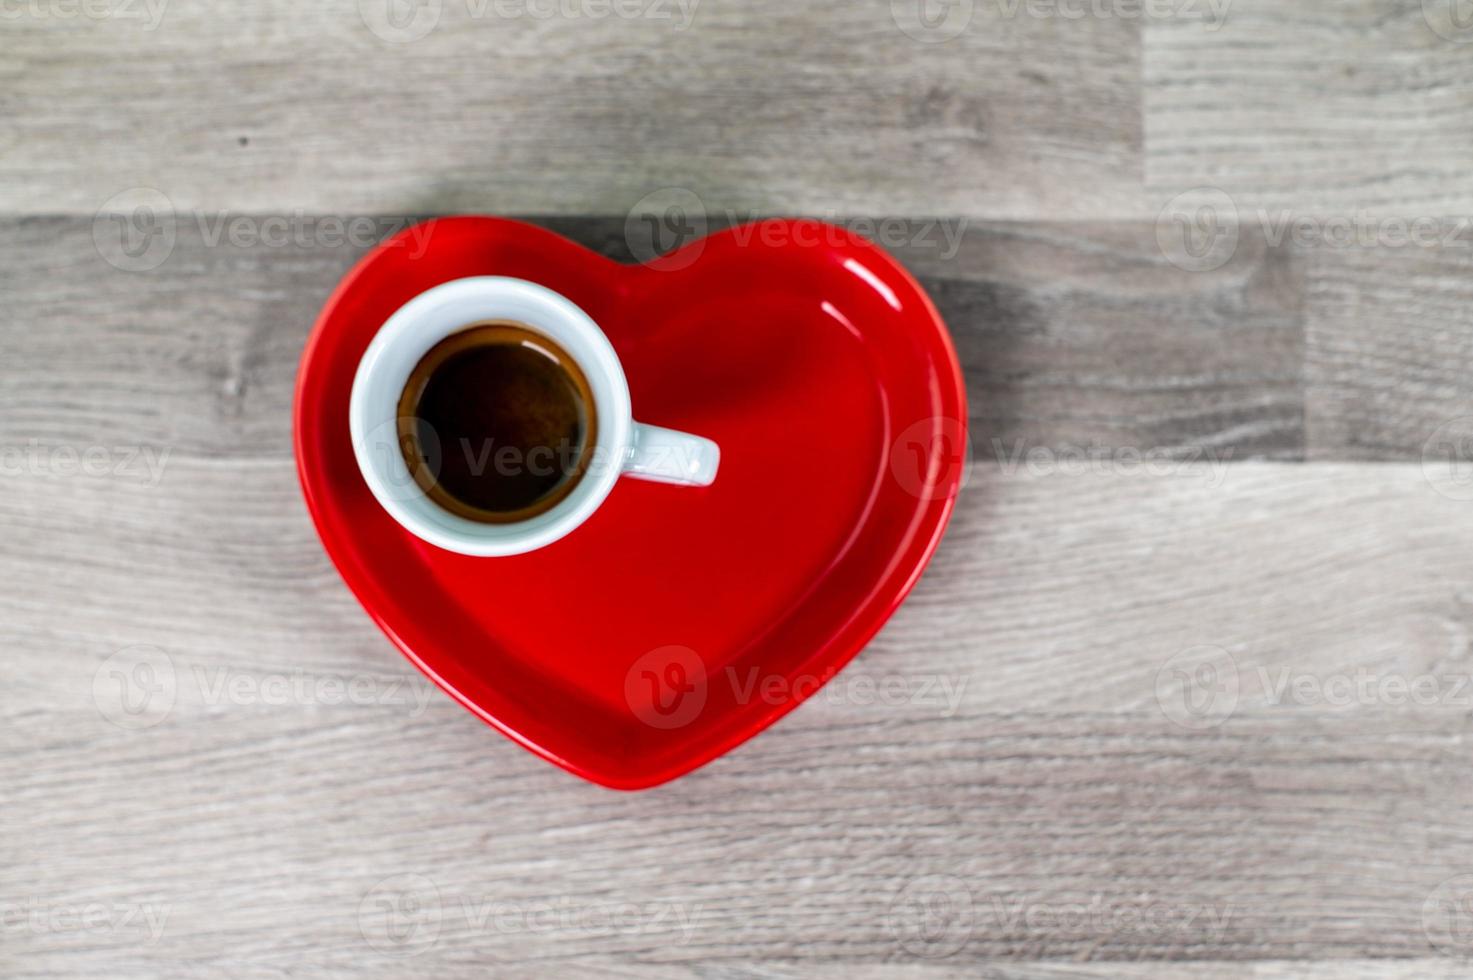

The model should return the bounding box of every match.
[351,277,632,555]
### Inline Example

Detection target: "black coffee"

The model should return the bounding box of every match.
[397,322,596,522]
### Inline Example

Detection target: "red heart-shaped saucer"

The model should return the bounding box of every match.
[294,217,966,789]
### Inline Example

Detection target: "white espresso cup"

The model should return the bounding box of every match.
[349,276,719,556]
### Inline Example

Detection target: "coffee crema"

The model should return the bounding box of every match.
[396,321,596,523]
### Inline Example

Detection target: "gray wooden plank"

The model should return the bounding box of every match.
[3,962,1470,980]
[9,1,1473,975]
[901,221,1304,461]
[1,0,1143,219]
[0,216,1304,461]
[0,215,367,457]
[1144,0,1473,215]
[4,458,1473,972]
[986,969,1473,980]
[1304,240,1473,461]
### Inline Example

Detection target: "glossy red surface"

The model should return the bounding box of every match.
[294,217,967,789]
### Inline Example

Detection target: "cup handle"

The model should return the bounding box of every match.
[624,423,720,487]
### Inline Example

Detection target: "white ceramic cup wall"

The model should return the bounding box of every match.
[350,276,719,557]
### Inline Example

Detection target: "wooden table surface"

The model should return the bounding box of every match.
[6,2,1473,976]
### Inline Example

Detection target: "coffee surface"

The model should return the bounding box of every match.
[397,322,595,522]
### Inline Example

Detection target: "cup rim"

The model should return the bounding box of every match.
[348,276,632,556]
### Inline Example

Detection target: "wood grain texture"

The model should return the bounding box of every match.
[0,217,1305,461]
[4,458,1473,976]
[8,1,1473,974]
[902,221,1304,460]
[1,0,1143,219]
[1144,0,1473,216]
[16,0,1473,221]
[1,219,1469,977]
[1304,240,1473,461]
